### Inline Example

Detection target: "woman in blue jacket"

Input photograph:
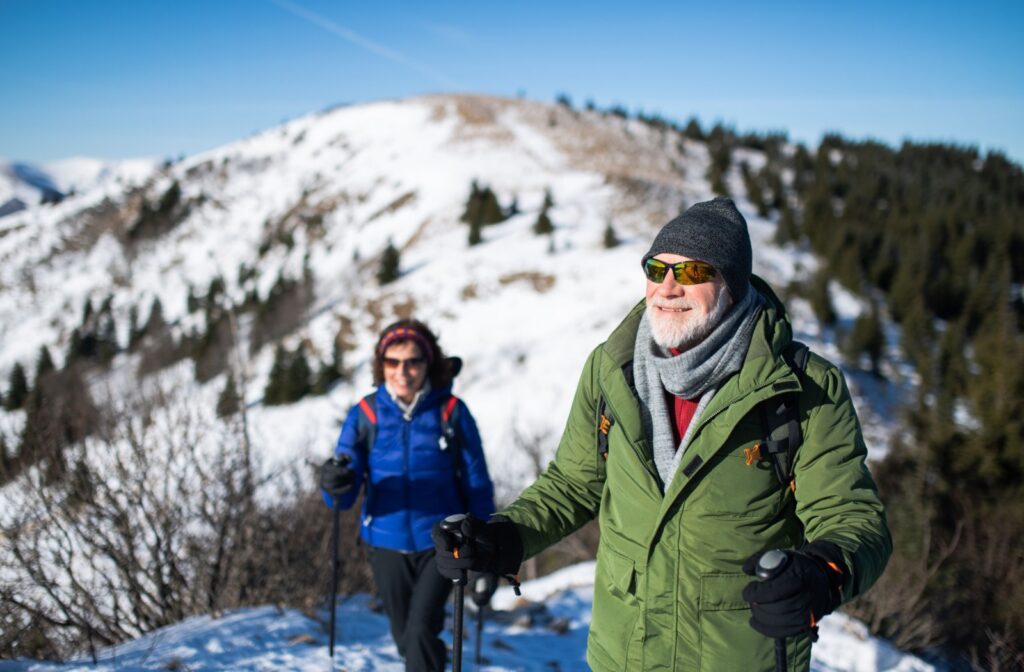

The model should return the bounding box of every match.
[320,319,496,671]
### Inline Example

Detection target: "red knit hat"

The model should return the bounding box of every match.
[376,325,434,362]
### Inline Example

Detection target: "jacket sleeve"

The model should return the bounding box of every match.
[498,349,605,559]
[455,400,496,519]
[794,361,892,603]
[321,404,368,511]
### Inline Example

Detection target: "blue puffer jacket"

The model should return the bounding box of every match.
[323,384,496,552]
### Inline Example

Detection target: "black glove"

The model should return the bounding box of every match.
[742,540,847,640]
[431,514,524,585]
[319,455,354,497]
[468,572,499,608]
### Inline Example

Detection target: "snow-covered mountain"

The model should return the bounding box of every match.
[0,93,913,669]
[0,157,156,217]
[0,94,892,481]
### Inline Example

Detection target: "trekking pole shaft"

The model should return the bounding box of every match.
[328,502,341,657]
[452,583,465,672]
[475,605,483,668]
[774,638,787,672]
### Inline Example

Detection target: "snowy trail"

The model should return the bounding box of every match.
[0,562,934,672]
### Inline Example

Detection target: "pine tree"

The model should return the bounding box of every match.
[534,209,554,236]
[187,286,201,313]
[845,306,885,374]
[144,298,165,336]
[285,349,313,402]
[542,188,555,211]
[808,272,836,326]
[740,162,768,216]
[468,217,483,246]
[603,221,620,249]
[263,345,289,406]
[0,434,10,482]
[313,357,340,395]
[707,142,731,197]
[377,240,401,285]
[80,299,94,328]
[5,363,29,410]
[96,313,118,363]
[683,117,704,141]
[478,187,504,225]
[128,305,141,349]
[774,204,800,245]
[158,180,182,215]
[35,347,55,381]
[217,374,241,418]
[461,181,483,224]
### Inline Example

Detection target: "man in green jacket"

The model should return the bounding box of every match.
[433,197,891,671]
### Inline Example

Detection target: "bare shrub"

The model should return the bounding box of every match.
[0,380,369,660]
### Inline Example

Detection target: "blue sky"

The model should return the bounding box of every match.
[2,0,1022,163]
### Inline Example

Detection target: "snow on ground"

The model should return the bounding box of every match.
[0,561,935,672]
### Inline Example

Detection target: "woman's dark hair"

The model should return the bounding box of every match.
[372,319,453,388]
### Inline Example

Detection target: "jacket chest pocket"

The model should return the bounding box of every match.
[691,413,786,516]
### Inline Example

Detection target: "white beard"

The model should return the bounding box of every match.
[646,289,732,351]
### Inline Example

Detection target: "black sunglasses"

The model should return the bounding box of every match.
[642,258,717,285]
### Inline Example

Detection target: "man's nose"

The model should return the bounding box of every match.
[656,274,685,294]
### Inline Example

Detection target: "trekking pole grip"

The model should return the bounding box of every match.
[756,549,790,672]
[440,514,468,586]
[440,514,468,672]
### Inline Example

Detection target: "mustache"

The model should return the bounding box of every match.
[649,297,694,310]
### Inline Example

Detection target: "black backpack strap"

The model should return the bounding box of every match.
[596,360,634,469]
[440,395,468,509]
[597,396,612,461]
[758,342,810,490]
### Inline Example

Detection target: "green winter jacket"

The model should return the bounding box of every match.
[500,278,891,672]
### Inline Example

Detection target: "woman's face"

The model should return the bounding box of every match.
[382,341,428,403]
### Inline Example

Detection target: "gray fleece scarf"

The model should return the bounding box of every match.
[633,288,764,491]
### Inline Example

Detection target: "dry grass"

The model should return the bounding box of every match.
[366,191,417,224]
[498,271,556,293]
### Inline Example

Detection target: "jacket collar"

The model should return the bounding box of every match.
[377,382,452,417]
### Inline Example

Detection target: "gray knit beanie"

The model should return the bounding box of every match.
[642,197,752,302]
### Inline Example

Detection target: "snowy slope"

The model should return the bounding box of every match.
[0,561,935,672]
[0,94,895,493]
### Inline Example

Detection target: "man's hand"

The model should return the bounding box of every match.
[468,572,499,608]
[742,540,847,639]
[319,455,355,497]
[431,514,524,584]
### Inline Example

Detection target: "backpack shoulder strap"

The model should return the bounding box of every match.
[440,395,468,508]
[356,392,378,451]
[596,360,634,473]
[759,341,811,490]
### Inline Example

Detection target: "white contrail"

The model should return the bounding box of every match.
[270,0,460,90]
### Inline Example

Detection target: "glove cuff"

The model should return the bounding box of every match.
[488,516,525,577]
[803,539,847,610]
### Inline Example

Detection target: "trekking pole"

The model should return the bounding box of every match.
[440,514,469,672]
[328,499,341,658]
[325,454,351,659]
[756,549,790,672]
[474,603,484,669]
